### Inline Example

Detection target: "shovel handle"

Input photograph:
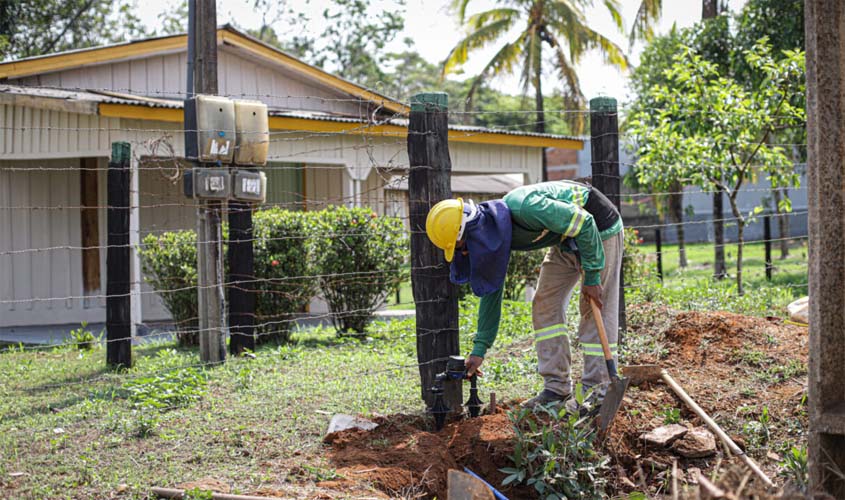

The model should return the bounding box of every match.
[588,298,617,379]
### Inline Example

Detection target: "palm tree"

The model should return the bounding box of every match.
[443,0,662,136]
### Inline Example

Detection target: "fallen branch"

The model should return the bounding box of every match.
[151,487,285,500]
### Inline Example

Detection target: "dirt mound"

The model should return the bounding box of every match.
[323,310,808,498]
[325,410,525,499]
[606,309,808,496]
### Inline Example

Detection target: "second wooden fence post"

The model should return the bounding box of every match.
[407,92,461,412]
[107,142,133,369]
[589,96,626,342]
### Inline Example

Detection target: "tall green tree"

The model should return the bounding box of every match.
[0,0,148,60]
[442,0,635,137]
[733,0,804,259]
[627,41,805,294]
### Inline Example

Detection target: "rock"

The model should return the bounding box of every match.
[326,414,378,435]
[672,427,717,458]
[788,296,809,324]
[686,467,702,484]
[641,424,688,447]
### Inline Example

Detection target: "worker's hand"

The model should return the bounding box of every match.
[465,355,484,377]
[582,284,603,309]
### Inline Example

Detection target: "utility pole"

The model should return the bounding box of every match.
[806,1,845,495]
[187,0,226,363]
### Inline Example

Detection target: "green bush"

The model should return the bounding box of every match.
[253,209,318,344]
[311,206,409,333]
[623,227,651,282]
[139,231,200,346]
[140,207,409,342]
[504,249,545,301]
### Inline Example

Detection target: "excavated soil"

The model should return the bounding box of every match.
[324,411,528,499]
[322,308,808,498]
[606,308,809,495]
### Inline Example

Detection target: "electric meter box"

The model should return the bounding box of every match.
[234,100,269,166]
[232,170,267,203]
[184,168,231,199]
[187,95,235,163]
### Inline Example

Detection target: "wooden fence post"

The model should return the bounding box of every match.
[764,213,773,281]
[589,96,626,341]
[407,92,461,412]
[655,228,663,283]
[228,201,255,355]
[107,142,133,368]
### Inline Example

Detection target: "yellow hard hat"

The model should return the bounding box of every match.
[425,198,465,262]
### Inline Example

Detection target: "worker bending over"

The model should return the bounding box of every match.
[425,180,623,411]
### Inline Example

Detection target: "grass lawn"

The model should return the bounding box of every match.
[0,301,544,499]
[1,240,809,499]
[639,238,808,293]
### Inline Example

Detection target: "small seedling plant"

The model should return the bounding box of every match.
[501,391,609,499]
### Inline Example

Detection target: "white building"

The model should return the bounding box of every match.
[0,25,583,339]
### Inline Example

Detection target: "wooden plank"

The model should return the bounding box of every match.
[30,168,50,310]
[80,158,101,293]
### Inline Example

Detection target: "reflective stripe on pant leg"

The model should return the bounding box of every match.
[535,323,567,343]
[578,232,623,387]
[533,248,581,397]
[582,342,617,357]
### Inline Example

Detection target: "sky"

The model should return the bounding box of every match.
[136,0,748,103]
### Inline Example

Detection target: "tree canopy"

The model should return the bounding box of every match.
[0,0,148,60]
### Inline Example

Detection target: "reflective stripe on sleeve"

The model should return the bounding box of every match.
[564,208,588,237]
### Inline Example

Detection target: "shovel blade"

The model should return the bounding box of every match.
[598,376,630,434]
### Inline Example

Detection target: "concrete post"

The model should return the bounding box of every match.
[806,1,845,495]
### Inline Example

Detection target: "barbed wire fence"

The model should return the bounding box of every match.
[0,90,809,409]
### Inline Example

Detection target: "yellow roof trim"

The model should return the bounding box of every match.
[0,36,188,79]
[99,103,183,122]
[218,31,409,116]
[98,103,583,149]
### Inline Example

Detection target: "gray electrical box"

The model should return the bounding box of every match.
[232,170,267,203]
[189,168,231,199]
[234,100,269,166]
[195,95,235,163]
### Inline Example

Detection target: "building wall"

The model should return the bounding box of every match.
[10,49,371,117]
[0,102,546,328]
[0,158,109,327]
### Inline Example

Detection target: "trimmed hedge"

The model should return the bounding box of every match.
[312,206,409,333]
[139,207,408,345]
[252,208,316,344]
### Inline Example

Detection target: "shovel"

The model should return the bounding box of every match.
[588,297,629,434]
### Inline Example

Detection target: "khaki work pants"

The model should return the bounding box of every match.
[531,231,623,396]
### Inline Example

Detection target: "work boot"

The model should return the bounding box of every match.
[564,387,603,418]
[522,389,568,410]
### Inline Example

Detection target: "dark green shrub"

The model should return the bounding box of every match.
[253,208,318,344]
[139,231,200,346]
[504,249,545,301]
[623,228,651,282]
[311,206,408,333]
